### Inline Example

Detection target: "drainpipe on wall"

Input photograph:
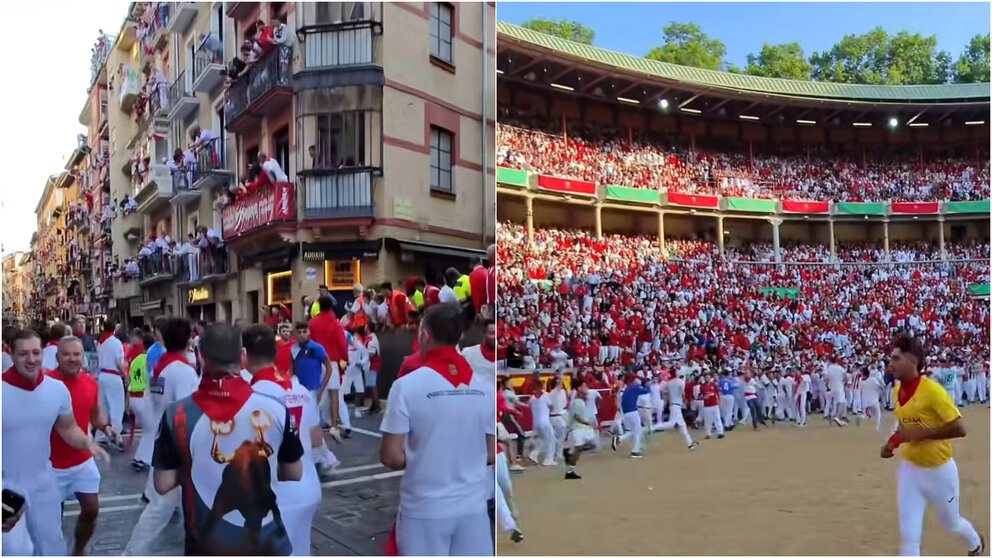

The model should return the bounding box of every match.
[480,3,489,249]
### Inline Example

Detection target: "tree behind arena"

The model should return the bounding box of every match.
[521,17,595,45]
[645,22,727,71]
[741,42,813,80]
[809,27,953,84]
[954,33,991,83]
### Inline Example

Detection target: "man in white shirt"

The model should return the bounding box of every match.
[42,323,67,370]
[96,321,128,451]
[123,318,200,555]
[3,330,109,556]
[460,319,496,388]
[260,153,290,182]
[857,367,884,431]
[549,344,570,373]
[243,324,335,554]
[654,370,698,449]
[824,356,848,426]
[380,303,495,556]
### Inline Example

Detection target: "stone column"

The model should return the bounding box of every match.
[883,219,891,264]
[938,216,946,261]
[770,217,783,266]
[594,203,603,241]
[525,195,534,247]
[717,215,725,257]
[828,218,836,264]
[658,211,667,256]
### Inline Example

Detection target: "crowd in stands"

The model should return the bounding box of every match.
[497,112,990,202]
[496,223,990,373]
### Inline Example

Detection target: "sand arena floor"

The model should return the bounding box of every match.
[498,406,990,556]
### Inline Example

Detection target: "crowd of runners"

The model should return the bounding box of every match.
[1,248,498,556]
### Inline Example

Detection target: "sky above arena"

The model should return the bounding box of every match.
[1,4,128,255]
[497,2,991,67]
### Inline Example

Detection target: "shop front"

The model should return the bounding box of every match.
[184,285,217,322]
[300,240,382,308]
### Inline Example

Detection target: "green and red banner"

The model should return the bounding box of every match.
[537,174,596,196]
[946,200,990,214]
[604,185,659,204]
[496,166,529,188]
[725,197,776,213]
[969,284,990,297]
[837,202,885,216]
[667,191,720,209]
[782,200,829,213]
[891,202,939,214]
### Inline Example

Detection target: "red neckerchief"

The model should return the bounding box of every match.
[897,375,922,406]
[153,351,189,382]
[46,340,59,349]
[480,344,495,362]
[422,346,474,388]
[2,369,44,391]
[99,332,115,344]
[192,374,254,422]
[250,366,292,390]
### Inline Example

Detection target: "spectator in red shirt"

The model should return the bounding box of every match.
[469,253,491,315]
[275,323,294,375]
[699,374,724,439]
[308,296,348,428]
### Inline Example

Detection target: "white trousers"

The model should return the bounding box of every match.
[11,478,64,556]
[130,396,156,464]
[123,470,182,555]
[702,406,724,436]
[98,372,125,436]
[897,459,980,556]
[495,452,514,506]
[284,500,320,556]
[550,415,567,460]
[656,404,694,446]
[396,511,492,556]
[719,395,735,428]
[341,369,365,397]
[796,393,808,425]
[530,422,555,463]
[651,398,666,426]
[495,485,517,533]
[618,411,644,453]
[863,400,883,431]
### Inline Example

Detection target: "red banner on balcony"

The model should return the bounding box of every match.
[667,191,720,208]
[782,200,829,213]
[222,182,295,238]
[891,201,939,214]
[536,175,596,196]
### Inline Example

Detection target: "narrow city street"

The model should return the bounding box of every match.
[62,412,398,556]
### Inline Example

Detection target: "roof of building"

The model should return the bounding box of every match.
[498,22,990,104]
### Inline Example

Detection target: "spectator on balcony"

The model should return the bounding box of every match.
[176,237,198,282]
[307,145,329,170]
[243,153,289,194]
[225,45,250,86]
[198,32,224,64]
[270,15,292,47]
[189,126,219,168]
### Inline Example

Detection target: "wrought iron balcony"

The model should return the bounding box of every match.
[168,71,198,121]
[297,21,380,70]
[227,46,293,133]
[165,2,197,35]
[191,38,225,93]
[302,169,375,221]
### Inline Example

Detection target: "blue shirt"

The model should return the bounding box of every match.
[935,367,956,394]
[292,340,329,391]
[620,384,650,414]
[718,378,735,396]
[146,342,164,372]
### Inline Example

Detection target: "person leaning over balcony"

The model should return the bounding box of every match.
[244,152,289,194]
[189,126,219,167]
[270,15,292,47]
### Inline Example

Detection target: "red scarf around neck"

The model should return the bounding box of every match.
[897,375,922,406]
[46,340,59,348]
[250,366,293,390]
[192,375,254,422]
[2,369,45,391]
[422,346,474,388]
[153,351,189,382]
[480,344,495,362]
[99,332,115,345]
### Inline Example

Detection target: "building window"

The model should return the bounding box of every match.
[429,3,453,64]
[314,112,367,170]
[273,126,290,178]
[245,145,260,182]
[430,127,453,193]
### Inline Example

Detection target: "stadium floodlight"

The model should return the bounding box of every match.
[853,122,872,127]
[908,123,928,128]
[796,119,817,125]
[965,120,986,125]
[739,115,759,121]
[680,107,701,114]
[888,117,898,128]
[617,97,640,104]
[659,98,670,109]
[550,83,574,91]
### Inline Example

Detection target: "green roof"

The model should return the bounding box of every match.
[498,22,991,103]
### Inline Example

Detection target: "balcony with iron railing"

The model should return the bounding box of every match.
[296,20,382,72]
[168,70,198,121]
[301,169,376,221]
[191,39,225,94]
[166,2,197,34]
[226,45,293,133]
[133,163,173,214]
[191,138,233,191]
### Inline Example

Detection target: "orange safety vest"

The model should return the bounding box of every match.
[351,298,369,330]
[389,290,410,327]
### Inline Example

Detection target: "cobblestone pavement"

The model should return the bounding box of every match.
[61,410,398,556]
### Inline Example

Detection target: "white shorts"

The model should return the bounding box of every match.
[327,362,341,390]
[566,428,596,449]
[496,421,511,443]
[54,457,101,501]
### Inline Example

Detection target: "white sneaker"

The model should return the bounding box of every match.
[527,450,539,464]
[541,459,557,467]
[328,427,343,443]
[354,407,363,419]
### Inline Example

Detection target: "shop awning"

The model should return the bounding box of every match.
[389,239,486,261]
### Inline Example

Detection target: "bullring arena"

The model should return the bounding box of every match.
[494,22,990,556]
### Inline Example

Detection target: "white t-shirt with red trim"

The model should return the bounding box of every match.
[42,344,59,371]
[2,375,72,488]
[380,365,495,519]
[459,344,495,388]
[97,336,125,372]
[252,376,321,508]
